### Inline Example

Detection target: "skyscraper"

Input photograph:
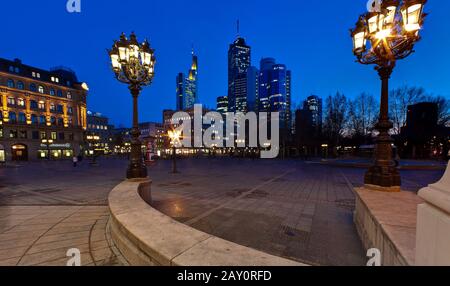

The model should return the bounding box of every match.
[303,95,322,137]
[176,73,185,111]
[258,58,275,112]
[246,66,259,113]
[258,58,292,130]
[227,37,251,113]
[185,51,198,109]
[175,49,198,111]
[216,96,228,115]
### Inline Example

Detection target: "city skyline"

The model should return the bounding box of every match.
[1,0,449,127]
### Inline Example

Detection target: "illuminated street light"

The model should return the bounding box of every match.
[168,129,181,174]
[350,0,427,189]
[108,32,156,179]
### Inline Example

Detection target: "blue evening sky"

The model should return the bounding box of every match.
[1,0,449,126]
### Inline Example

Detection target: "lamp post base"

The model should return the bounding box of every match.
[364,166,401,191]
[127,163,148,179]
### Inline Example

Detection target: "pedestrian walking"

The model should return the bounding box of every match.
[73,156,78,167]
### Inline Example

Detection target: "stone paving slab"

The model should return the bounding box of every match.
[0,206,124,266]
[0,158,444,266]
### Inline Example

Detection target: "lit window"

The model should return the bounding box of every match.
[38,86,45,94]
[50,103,56,111]
[17,98,25,107]
[67,91,72,99]
[38,101,45,110]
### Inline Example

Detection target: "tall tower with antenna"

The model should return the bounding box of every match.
[185,45,198,110]
[227,20,251,112]
[175,45,198,111]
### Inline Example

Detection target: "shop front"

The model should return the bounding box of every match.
[38,143,74,160]
[0,144,5,163]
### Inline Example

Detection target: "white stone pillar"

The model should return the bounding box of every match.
[415,161,450,266]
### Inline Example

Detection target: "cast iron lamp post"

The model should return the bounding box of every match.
[108,32,156,179]
[41,138,53,160]
[168,129,181,174]
[350,0,427,189]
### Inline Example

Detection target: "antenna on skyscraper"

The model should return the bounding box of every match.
[237,19,240,37]
[191,42,194,55]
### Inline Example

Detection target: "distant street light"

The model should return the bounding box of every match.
[168,129,181,174]
[350,0,427,190]
[41,138,54,160]
[108,32,156,179]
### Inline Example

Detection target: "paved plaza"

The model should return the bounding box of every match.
[0,158,445,266]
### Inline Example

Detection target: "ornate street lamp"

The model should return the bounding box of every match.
[108,32,156,179]
[168,128,181,174]
[350,0,427,190]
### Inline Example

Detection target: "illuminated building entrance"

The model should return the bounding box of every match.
[11,144,28,161]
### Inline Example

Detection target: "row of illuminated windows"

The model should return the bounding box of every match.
[87,124,108,130]
[0,128,74,141]
[8,66,70,85]
[0,112,73,126]
[4,79,72,99]
[3,97,73,114]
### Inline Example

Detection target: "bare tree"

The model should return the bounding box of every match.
[425,95,450,126]
[389,86,427,134]
[390,86,450,132]
[324,92,348,148]
[347,93,379,137]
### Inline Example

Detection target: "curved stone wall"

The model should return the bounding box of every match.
[108,179,305,266]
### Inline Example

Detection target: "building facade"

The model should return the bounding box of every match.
[258,58,292,131]
[176,73,185,111]
[216,96,228,115]
[246,66,259,113]
[0,58,88,162]
[228,37,251,113]
[86,111,113,155]
[139,121,164,157]
[400,102,449,159]
[303,95,322,138]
